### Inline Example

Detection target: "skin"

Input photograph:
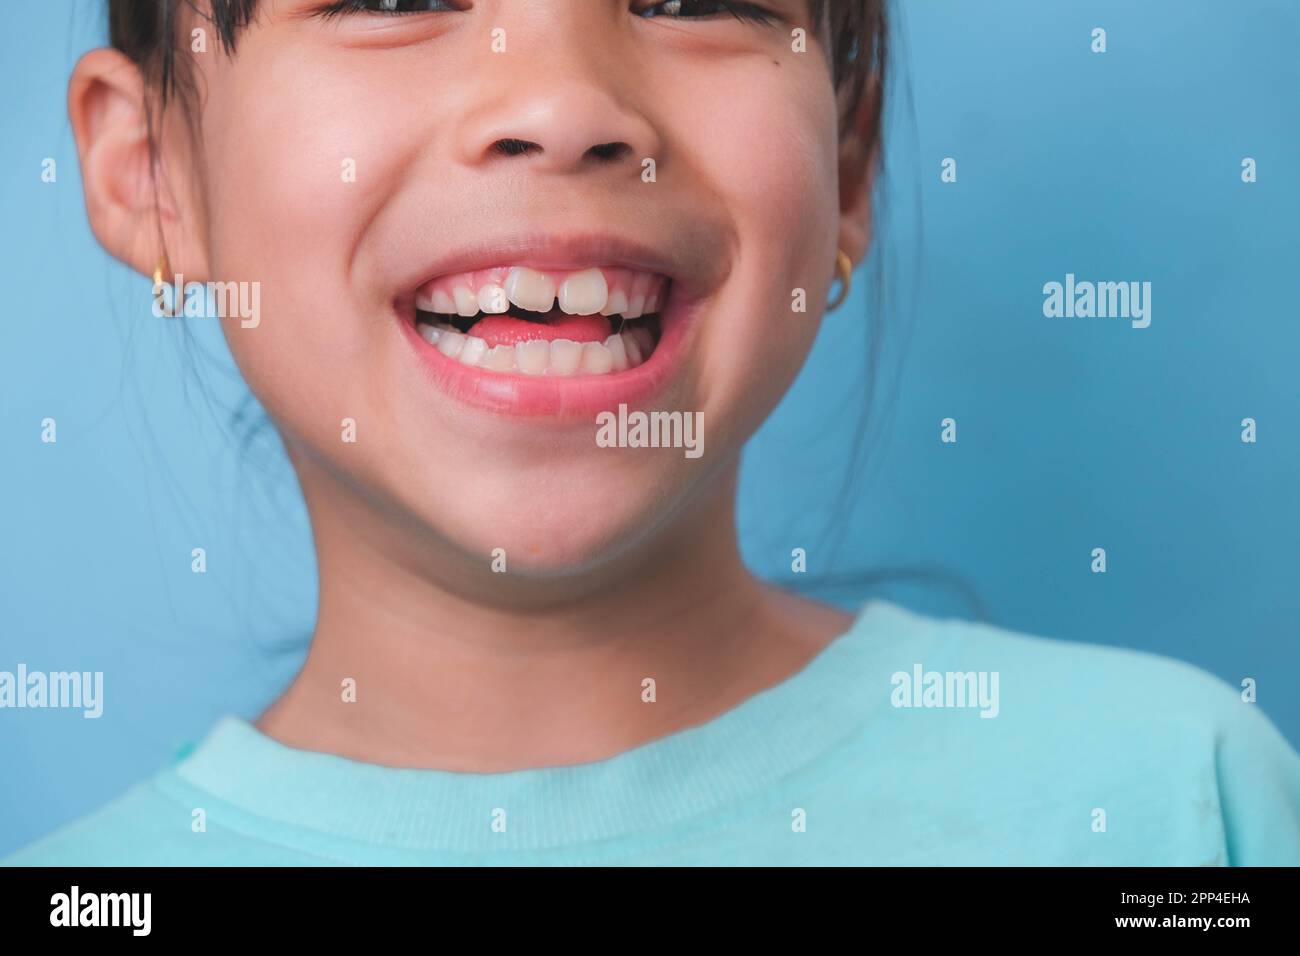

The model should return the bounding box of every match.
[69,0,877,771]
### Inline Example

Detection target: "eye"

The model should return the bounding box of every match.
[635,0,779,26]
[314,0,462,17]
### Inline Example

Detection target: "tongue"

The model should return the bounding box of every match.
[467,312,612,348]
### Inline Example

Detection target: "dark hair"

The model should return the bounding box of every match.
[109,1,886,143]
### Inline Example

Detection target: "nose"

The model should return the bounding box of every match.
[454,52,661,176]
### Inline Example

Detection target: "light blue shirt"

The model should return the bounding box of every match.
[7,601,1299,865]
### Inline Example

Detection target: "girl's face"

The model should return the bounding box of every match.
[141,0,870,581]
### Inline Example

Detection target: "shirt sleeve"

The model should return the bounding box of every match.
[1213,691,1300,865]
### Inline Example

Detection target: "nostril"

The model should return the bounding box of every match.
[585,142,632,163]
[491,138,542,157]
[485,138,636,165]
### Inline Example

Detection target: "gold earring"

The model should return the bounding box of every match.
[827,249,853,311]
[153,254,175,317]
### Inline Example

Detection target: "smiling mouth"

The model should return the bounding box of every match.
[412,265,667,376]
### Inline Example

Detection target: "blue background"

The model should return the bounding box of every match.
[2,0,1297,856]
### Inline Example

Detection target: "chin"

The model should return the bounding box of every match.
[421,484,673,582]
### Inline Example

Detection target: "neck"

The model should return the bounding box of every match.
[257,453,852,771]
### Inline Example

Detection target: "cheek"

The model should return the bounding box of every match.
[202,41,417,244]
[711,67,839,247]
[196,48,423,444]
[680,61,840,436]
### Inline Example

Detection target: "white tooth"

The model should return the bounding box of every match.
[600,289,630,317]
[504,267,557,313]
[437,322,459,332]
[549,339,582,376]
[604,333,629,372]
[630,326,655,358]
[457,335,488,366]
[429,289,457,313]
[478,284,508,314]
[453,287,479,317]
[643,289,660,314]
[515,339,550,375]
[621,330,643,367]
[419,323,443,345]
[485,344,516,372]
[437,330,466,359]
[623,292,646,320]
[580,341,614,374]
[558,268,608,315]
[650,278,671,313]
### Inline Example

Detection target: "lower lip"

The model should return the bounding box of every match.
[398,297,696,419]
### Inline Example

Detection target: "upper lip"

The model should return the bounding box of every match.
[395,230,723,309]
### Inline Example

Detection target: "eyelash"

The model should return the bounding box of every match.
[313,0,460,18]
[636,1,778,25]
[312,0,779,26]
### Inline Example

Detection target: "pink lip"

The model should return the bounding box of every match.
[395,232,710,307]
[399,295,695,419]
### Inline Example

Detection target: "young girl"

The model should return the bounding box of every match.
[7,0,1299,866]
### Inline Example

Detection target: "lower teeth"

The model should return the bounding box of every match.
[416,321,658,376]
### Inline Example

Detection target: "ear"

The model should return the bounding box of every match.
[67,48,209,281]
[835,78,882,268]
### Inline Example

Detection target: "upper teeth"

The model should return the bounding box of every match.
[415,265,666,319]
[557,269,607,315]
[477,284,508,314]
[503,268,556,313]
